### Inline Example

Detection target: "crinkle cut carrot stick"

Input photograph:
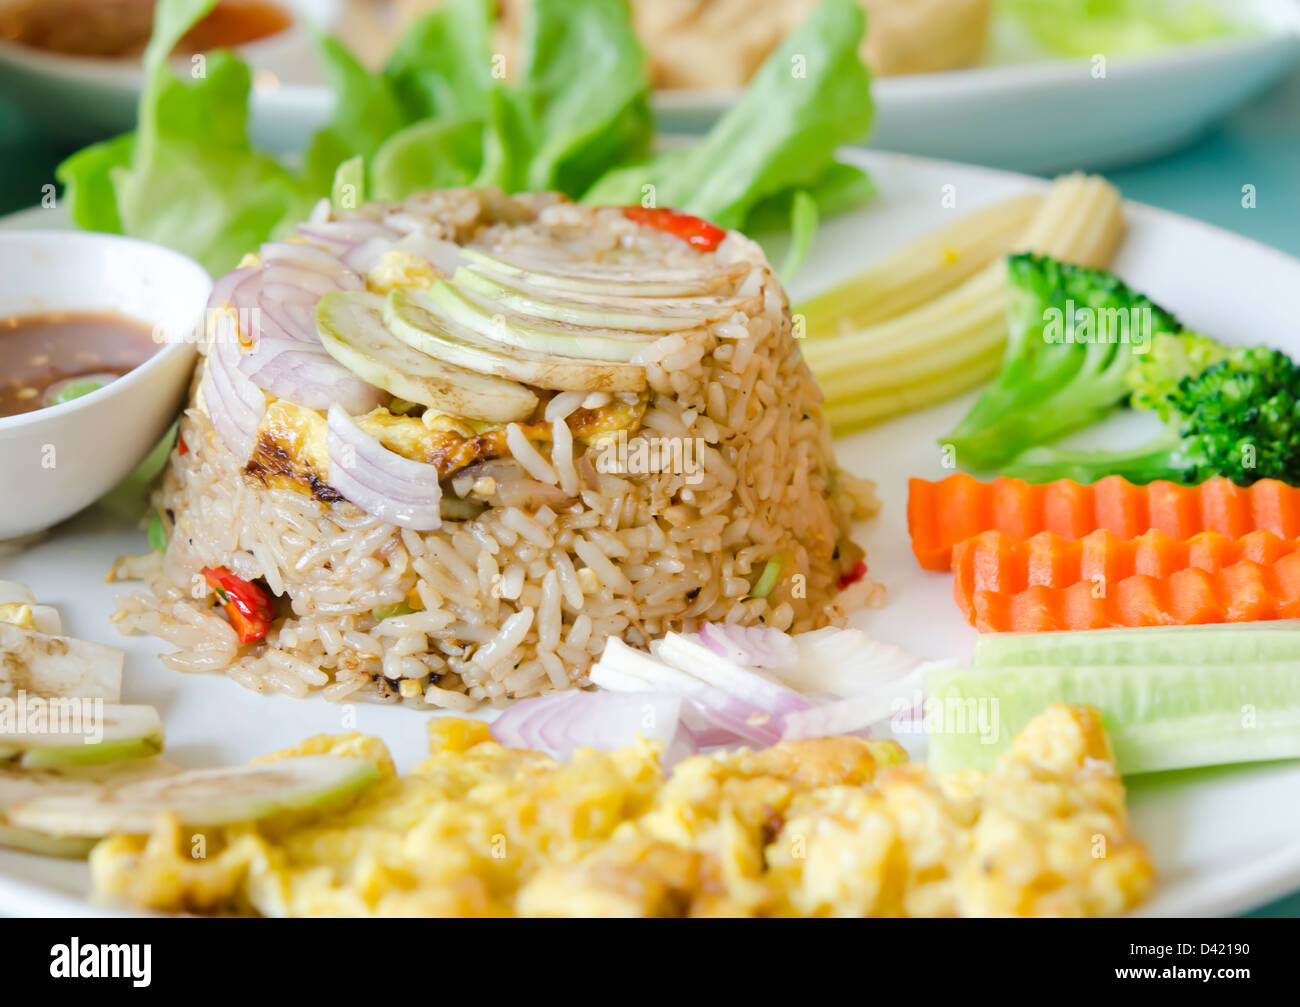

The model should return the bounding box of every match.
[952,529,1300,601]
[969,551,1300,631]
[909,474,1300,569]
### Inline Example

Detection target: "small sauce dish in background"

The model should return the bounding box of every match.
[0,231,211,540]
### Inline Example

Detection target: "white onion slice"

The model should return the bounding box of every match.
[339,236,396,275]
[307,198,331,226]
[776,627,926,699]
[699,622,798,669]
[489,691,693,766]
[653,632,811,718]
[779,665,930,741]
[325,405,442,530]
[591,638,781,747]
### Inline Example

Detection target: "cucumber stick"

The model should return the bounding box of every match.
[925,661,1300,776]
[973,624,1300,669]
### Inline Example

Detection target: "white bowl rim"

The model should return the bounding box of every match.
[0,229,209,435]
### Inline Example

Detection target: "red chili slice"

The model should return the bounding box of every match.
[837,560,868,590]
[202,566,272,643]
[622,206,726,252]
[178,434,189,456]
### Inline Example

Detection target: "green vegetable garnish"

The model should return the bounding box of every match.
[943,253,1182,471]
[373,602,414,621]
[582,0,874,237]
[57,0,316,276]
[926,655,1300,776]
[57,0,876,280]
[331,155,366,211]
[50,377,107,405]
[96,420,180,521]
[147,511,167,552]
[1125,330,1231,421]
[1007,344,1300,487]
[778,190,819,283]
[749,555,788,598]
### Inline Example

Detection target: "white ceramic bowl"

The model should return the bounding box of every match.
[0,231,211,540]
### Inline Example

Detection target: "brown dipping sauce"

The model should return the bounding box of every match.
[0,0,292,59]
[0,312,159,419]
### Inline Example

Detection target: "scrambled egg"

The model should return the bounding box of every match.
[244,396,645,502]
[365,250,442,295]
[89,705,1153,917]
[206,242,647,501]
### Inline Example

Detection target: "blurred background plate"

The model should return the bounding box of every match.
[660,1,1300,172]
[0,0,1296,172]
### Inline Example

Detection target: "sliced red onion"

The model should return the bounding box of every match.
[325,405,442,530]
[238,340,383,414]
[261,263,354,297]
[206,265,257,314]
[261,241,361,278]
[341,233,467,277]
[201,330,264,458]
[260,285,327,341]
[297,219,397,256]
[676,703,739,749]
[227,268,265,316]
[489,691,694,767]
[590,638,782,747]
[698,622,798,669]
[255,292,312,345]
[652,632,812,718]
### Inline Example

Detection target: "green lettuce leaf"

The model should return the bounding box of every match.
[56,133,133,234]
[744,161,876,234]
[384,0,495,121]
[382,0,493,122]
[778,190,819,282]
[371,117,484,200]
[302,34,410,194]
[59,0,313,275]
[579,0,874,271]
[59,0,875,282]
[518,0,651,194]
[113,46,314,275]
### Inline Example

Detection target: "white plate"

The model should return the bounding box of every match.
[2,1,1297,172]
[658,0,1300,172]
[2,149,1300,917]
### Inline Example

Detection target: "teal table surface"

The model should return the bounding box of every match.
[0,63,1297,919]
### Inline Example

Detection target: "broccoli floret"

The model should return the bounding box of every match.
[1006,347,1300,486]
[1126,330,1231,421]
[943,253,1182,470]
